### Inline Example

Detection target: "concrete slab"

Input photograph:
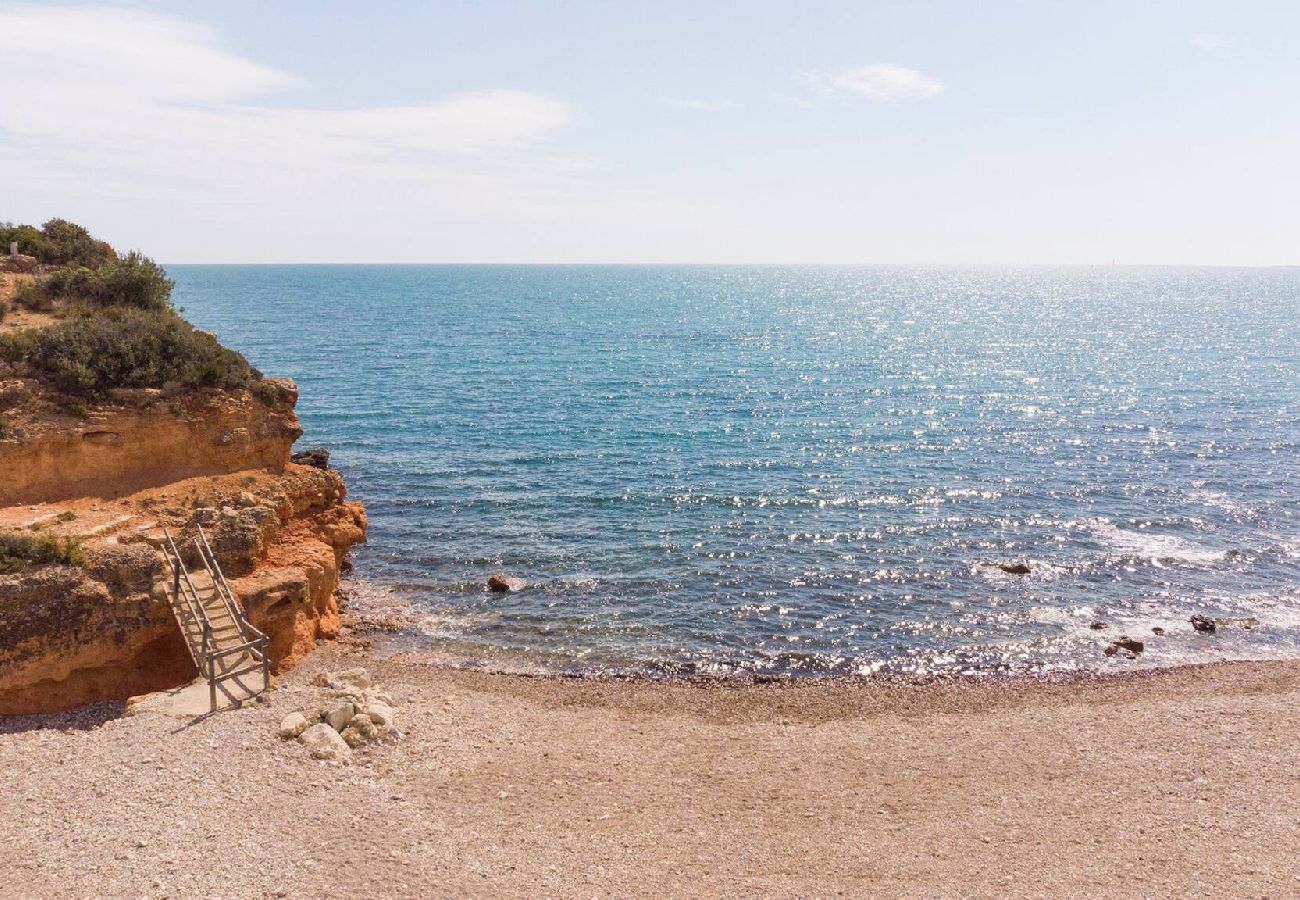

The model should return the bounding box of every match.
[125,674,262,719]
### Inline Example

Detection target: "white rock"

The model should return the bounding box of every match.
[341,714,379,748]
[322,700,355,732]
[363,701,396,728]
[299,724,351,762]
[329,668,371,691]
[277,712,309,739]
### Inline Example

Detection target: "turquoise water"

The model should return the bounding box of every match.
[172,265,1300,676]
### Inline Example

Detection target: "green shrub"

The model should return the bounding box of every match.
[0,328,34,364]
[0,223,51,260]
[0,220,115,268]
[38,219,116,267]
[9,308,260,397]
[12,279,54,313]
[0,531,85,574]
[28,252,174,312]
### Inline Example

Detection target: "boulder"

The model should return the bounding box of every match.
[363,701,396,727]
[315,667,371,692]
[322,699,356,732]
[278,711,310,740]
[996,563,1031,575]
[299,723,351,762]
[341,713,379,748]
[1089,621,1108,631]
[291,448,330,470]
[1151,626,1165,636]
[1190,614,1216,634]
[488,573,527,592]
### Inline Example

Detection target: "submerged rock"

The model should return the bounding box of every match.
[1104,636,1144,657]
[997,563,1031,575]
[1089,620,1108,630]
[1151,626,1165,636]
[488,573,527,592]
[1191,614,1216,634]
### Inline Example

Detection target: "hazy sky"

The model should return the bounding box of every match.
[1,1,1296,264]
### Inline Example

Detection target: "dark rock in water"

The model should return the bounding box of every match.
[488,573,526,593]
[997,562,1031,575]
[1090,620,1108,630]
[291,447,331,470]
[1151,626,1165,636]
[1190,614,1216,634]
[1104,635,1144,657]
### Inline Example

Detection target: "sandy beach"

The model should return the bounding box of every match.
[2,637,1297,898]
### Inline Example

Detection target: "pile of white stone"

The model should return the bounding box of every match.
[277,668,399,763]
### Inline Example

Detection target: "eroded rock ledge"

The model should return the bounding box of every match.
[0,378,303,507]
[0,374,366,715]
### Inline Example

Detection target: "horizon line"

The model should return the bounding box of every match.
[160,261,1300,269]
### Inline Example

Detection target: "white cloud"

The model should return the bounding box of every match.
[0,4,601,259]
[0,6,575,161]
[799,64,944,103]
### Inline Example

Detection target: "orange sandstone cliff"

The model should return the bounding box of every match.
[0,381,366,715]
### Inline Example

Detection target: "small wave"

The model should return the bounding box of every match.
[1091,521,1234,567]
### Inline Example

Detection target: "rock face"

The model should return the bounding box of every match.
[0,464,365,715]
[0,404,365,716]
[0,381,302,507]
[0,565,194,714]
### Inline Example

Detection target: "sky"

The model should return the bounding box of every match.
[1,1,1297,264]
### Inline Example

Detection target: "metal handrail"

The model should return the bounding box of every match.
[209,639,264,661]
[161,524,270,712]
[162,528,212,652]
[194,525,267,643]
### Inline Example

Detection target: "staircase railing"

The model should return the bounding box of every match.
[161,525,270,712]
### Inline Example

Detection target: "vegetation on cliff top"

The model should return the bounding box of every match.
[1,219,116,269]
[0,219,260,398]
[0,531,85,575]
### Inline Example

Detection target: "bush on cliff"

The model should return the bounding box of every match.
[0,219,116,268]
[0,308,261,397]
[21,252,174,313]
[0,531,85,574]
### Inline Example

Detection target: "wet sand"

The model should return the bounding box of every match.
[1,644,1298,898]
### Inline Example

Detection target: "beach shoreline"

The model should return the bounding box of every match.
[3,625,1298,897]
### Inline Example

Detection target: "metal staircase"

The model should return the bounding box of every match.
[161,524,270,712]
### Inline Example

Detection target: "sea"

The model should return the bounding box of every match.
[171,265,1300,678]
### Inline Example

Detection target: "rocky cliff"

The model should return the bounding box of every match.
[0,379,302,506]
[0,386,366,715]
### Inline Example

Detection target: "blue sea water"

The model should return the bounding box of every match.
[171,265,1300,677]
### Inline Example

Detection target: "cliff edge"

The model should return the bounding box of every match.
[0,220,366,715]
